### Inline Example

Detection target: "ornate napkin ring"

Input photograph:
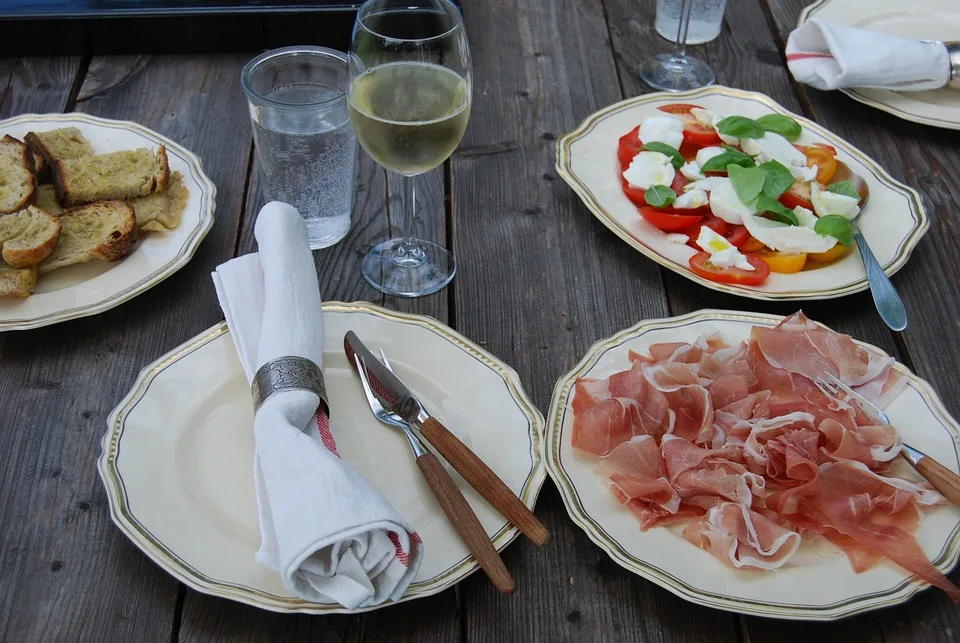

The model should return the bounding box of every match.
[947,42,960,90]
[251,356,329,416]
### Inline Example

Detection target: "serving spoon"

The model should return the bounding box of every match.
[830,162,908,332]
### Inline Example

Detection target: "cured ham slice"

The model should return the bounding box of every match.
[569,313,955,599]
[683,502,801,570]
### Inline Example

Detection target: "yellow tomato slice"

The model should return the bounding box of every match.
[739,236,767,253]
[755,251,808,273]
[808,244,849,264]
[804,144,838,184]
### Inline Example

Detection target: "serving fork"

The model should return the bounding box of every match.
[352,355,515,594]
[813,374,960,505]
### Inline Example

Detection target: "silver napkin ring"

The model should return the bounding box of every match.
[251,356,329,416]
[946,42,960,90]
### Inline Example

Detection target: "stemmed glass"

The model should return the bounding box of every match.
[347,0,472,297]
[639,0,716,92]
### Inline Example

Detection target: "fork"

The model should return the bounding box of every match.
[352,355,515,594]
[813,374,960,505]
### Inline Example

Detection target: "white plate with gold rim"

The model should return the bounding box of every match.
[0,113,216,331]
[99,301,546,614]
[800,0,960,130]
[544,309,960,620]
[556,86,928,301]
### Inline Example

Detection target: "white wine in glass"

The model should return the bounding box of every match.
[348,0,472,297]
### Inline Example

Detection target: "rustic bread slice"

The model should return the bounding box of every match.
[24,127,95,165]
[132,171,188,231]
[39,200,137,274]
[51,146,169,207]
[34,184,62,215]
[0,206,62,267]
[0,263,38,298]
[0,137,36,214]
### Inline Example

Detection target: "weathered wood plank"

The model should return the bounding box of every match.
[765,0,960,634]
[0,54,253,642]
[451,0,738,640]
[0,57,83,118]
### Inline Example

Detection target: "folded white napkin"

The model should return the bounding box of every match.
[212,201,422,609]
[786,19,951,91]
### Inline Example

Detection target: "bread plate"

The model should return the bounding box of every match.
[543,309,960,620]
[99,301,546,614]
[800,0,960,130]
[0,113,216,331]
[556,86,928,301]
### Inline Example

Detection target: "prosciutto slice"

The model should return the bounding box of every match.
[570,313,958,600]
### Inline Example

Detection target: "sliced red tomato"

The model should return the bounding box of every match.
[681,215,729,249]
[639,207,704,232]
[725,225,751,248]
[670,172,688,193]
[619,173,647,207]
[779,181,813,211]
[618,125,642,169]
[657,103,722,148]
[689,252,771,286]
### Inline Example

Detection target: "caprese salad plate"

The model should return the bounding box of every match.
[556,86,929,300]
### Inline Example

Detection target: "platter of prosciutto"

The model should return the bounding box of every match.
[556,86,928,301]
[544,309,960,619]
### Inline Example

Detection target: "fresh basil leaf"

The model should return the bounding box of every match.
[727,164,766,204]
[814,214,855,246]
[642,142,684,169]
[644,184,677,208]
[827,180,861,200]
[700,145,756,173]
[716,115,765,139]
[756,114,802,141]
[758,160,796,199]
[755,194,800,226]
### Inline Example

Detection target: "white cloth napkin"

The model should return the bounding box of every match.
[211,201,423,609]
[786,19,951,91]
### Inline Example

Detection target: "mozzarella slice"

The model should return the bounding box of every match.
[684,176,727,193]
[680,161,705,181]
[793,206,818,229]
[709,178,758,225]
[741,213,838,254]
[695,146,724,167]
[791,164,818,182]
[811,182,861,219]
[674,188,709,209]
[697,227,754,271]
[622,151,676,190]
[690,108,738,145]
[740,132,807,171]
[666,233,689,244]
[638,115,685,150]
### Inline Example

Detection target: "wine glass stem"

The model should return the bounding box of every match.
[674,0,692,59]
[394,173,426,267]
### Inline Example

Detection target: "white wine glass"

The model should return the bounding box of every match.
[348,0,472,297]
[640,0,716,92]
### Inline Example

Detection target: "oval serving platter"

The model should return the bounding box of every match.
[556,86,928,301]
[0,113,216,331]
[544,309,960,620]
[99,301,546,614]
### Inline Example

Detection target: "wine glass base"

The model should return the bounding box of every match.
[362,239,456,297]
[638,53,716,92]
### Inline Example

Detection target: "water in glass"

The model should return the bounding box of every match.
[655,0,727,45]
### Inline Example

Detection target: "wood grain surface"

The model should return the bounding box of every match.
[2,1,960,640]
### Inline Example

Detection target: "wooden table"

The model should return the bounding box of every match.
[2,1,958,640]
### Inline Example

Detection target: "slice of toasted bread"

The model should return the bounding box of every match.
[39,200,137,274]
[0,263,38,298]
[34,184,62,215]
[0,206,62,267]
[24,127,95,166]
[51,146,169,207]
[0,136,36,214]
[132,171,188,231]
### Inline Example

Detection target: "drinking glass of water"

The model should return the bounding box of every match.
[347,0,471,297]
[242,46,357,249]
[655,0,727,45]
[639,0,717,92]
